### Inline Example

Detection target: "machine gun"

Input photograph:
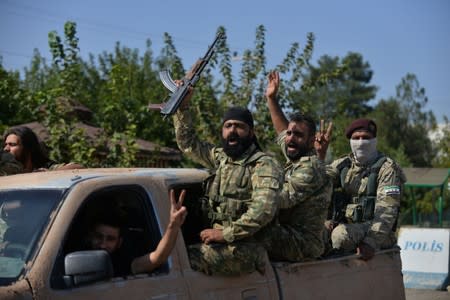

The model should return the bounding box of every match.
[149,33,224,119]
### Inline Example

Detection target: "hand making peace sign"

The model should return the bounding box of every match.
[315,119,333,161]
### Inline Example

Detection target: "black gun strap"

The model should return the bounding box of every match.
[336,157,351,189]
[366,155,387,197]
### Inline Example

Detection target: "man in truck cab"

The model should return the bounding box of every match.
[318,118,406,260]
[171,82,283,276]
[87,210,131,276]
[259,70,332,262]
[87,190,188,276]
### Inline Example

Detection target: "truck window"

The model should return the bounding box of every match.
[0,189,64,286]
[51,185,165,289]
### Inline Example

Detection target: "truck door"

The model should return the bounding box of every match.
[171,183,280,300]
[27,176,189,300]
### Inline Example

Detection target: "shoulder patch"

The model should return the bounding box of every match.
[384,185,401,195]
[255,176,280,189]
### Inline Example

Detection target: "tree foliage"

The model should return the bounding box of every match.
[1,21,445,219]
[431,116,450,168]
[372,73,436,167]
[284,52,377,159]
[0,21,441,173]
[0,60,34,133]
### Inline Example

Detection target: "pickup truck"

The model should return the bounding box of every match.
[0,168,406,299]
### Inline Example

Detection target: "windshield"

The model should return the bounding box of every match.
[0,189,65,285]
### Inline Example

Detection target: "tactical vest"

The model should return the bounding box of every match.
[204,149,267,226]
[331,154,387,223]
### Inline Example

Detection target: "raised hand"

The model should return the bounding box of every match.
[315,119,333,160]
[169,189,188,228]
[265,70,280,101]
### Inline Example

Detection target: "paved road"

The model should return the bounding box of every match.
[405,288,450,300]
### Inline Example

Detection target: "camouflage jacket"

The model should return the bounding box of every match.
[173,109,282,243]
[0,151,22,176]
[277,130,332,256]
[328,153,406,249]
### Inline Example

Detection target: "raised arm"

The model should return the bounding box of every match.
[131,189,187,274]
[172,77,217,169]
[265,71,289,134]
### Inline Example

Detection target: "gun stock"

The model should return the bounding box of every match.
[150,33,224,119]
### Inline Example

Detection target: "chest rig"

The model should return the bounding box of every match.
[331,154,387,223]
[203,149,267,226]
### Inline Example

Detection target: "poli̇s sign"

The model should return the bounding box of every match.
[398,227,449,290]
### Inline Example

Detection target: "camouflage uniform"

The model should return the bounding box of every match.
[326,153,406,251]
[0,151,22,176]
[173,109,282,276]
[256,130,332,261]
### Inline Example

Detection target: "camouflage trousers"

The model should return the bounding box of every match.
[255,224,323,262]
[329,223,369,251]
[325,222,395,252]
[188,242,267,276]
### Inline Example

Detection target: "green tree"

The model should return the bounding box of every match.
[10,22,426,170]
[44,22,106,166]
[287,52,376,158]
[370,98,411,166]
[48,21,82,99]
[23,49,54,93]
[292,52,376,121]
[432,116,450,168]
[373,73,436,167]
[0,60,34,132]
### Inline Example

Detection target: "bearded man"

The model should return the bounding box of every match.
[259,70,332,262]
[172,95,282,276]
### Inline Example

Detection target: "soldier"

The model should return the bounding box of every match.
[258,70,332,262]
[172,86,282,276]
[319,118,406,260]
[0,150,22,176]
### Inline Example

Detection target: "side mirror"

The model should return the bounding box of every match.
[64,250,113,287]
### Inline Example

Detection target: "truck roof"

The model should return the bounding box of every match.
[0,168,210,190]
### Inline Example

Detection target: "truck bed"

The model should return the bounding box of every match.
[271,248,405,300]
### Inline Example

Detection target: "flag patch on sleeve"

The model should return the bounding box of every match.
[384,185,400,195]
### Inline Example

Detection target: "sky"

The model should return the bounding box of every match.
[1,0,449,123]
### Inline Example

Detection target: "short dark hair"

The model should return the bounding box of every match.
[91,210,126,237]
[288,112,317,137]
[3,126,52,169]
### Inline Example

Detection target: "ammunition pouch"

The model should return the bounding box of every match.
[198,195,211,224]
[331,154,387,224]
[200,195,210,213]
[345,196,375,223]
[208,195,251,224]
[330,190,350,223]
